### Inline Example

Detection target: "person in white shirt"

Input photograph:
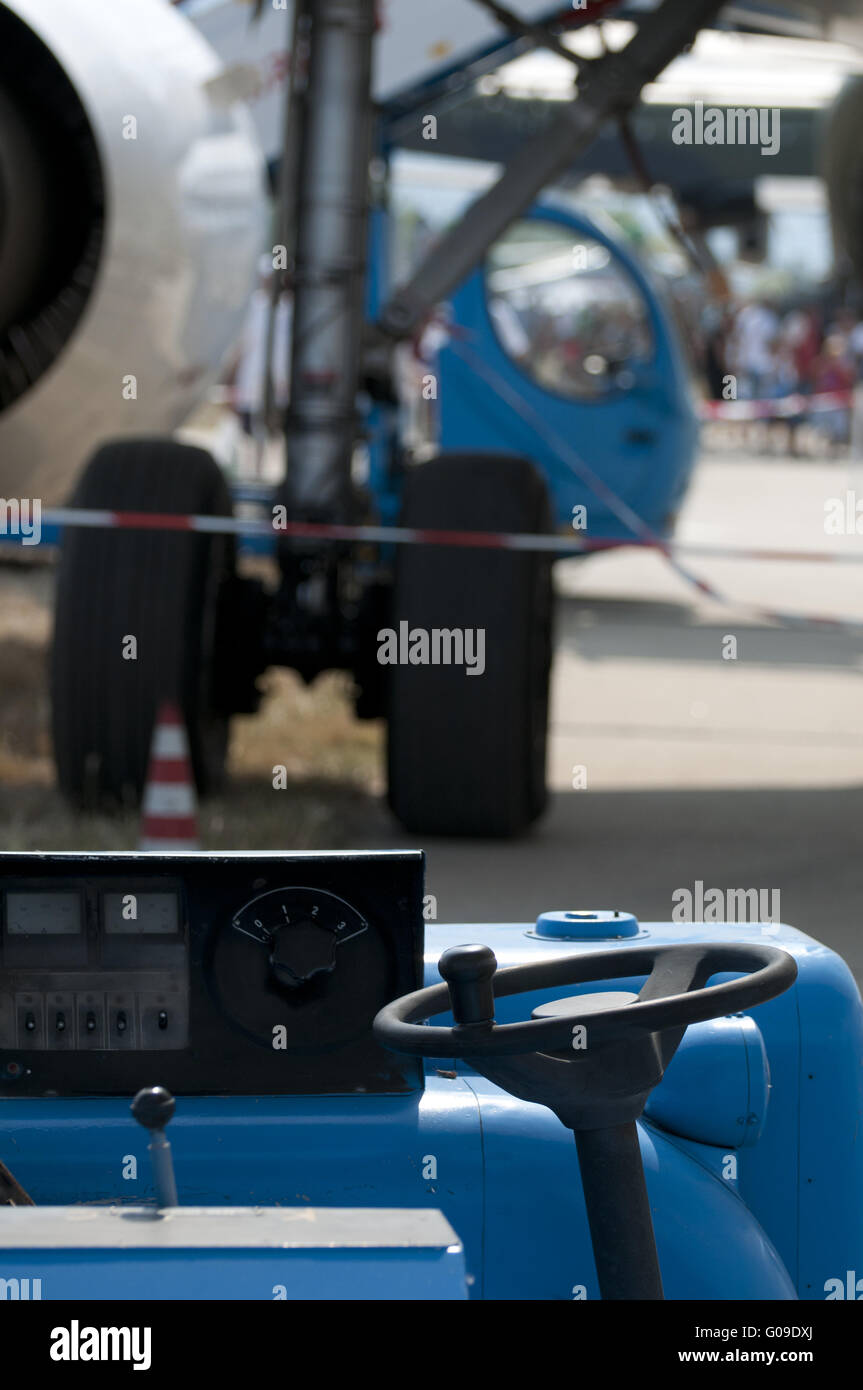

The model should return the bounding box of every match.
[727,299,780,400]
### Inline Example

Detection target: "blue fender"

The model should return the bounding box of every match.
[470,1080,796,1301]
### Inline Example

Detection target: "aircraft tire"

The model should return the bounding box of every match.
[51,438,235,809]
[386,452,554,837]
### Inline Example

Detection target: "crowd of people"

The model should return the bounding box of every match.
[702,299,863,451]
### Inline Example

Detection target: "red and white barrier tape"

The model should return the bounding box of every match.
[13,341,862,638]
[699,389,854,421]
[32,507,863,567]
[214,386,856,422]
[34,501,863,635]
[446,336,863,637]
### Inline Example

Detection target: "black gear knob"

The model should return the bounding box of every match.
[131,1086,176,1131]
[439,944,497,1027]
[131,1086,178,1208]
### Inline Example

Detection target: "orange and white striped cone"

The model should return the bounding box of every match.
[138,700,200,851]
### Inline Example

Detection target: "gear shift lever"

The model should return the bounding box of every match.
[131,1086,178,1208]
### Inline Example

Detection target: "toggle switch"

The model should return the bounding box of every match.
[106,994,136,1049]
[47,995,74,1049]
[138,994,187,1048]
[76,995,104,1048]
[15,996,43,1048]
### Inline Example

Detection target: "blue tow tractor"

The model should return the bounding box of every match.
[0,852,860,1308]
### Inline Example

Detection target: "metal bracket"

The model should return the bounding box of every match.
[376,0,727,343]
[471,0,587,70]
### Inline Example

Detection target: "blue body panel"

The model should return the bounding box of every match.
[436,205,699,538]
[2,918,859,1301]
[421,919,863,1299]
[0,1245,467,1303]
[471,1079,794,1301]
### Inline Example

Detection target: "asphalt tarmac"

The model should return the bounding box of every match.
[351,451,863,988]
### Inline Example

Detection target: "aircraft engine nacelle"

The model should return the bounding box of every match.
[0,0,267,503]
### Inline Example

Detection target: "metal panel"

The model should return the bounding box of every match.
[0,1206,467,1300]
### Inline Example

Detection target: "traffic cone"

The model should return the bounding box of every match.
[138,700,199,851]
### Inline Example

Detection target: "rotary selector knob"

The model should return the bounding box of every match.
[268,917,339,989]
[228,887,370,992]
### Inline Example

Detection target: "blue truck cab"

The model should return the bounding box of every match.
[397,202,699,543]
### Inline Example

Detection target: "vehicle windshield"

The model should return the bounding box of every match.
[486,220,654,399]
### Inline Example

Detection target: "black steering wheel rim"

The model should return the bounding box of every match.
[373,942,797,1059]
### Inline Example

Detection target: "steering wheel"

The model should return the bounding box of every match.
[374,941,796,1059]
[374,940,797,1301]
[374,940,796,1134]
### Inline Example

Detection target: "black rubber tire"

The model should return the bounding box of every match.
[386,452,553,837]
[51,438,234,809]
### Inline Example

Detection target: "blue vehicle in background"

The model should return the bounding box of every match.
[435,204,698,541]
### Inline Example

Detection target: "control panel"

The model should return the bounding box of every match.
[0,852,424,1096]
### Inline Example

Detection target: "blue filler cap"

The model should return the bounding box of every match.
[533,910,640,941]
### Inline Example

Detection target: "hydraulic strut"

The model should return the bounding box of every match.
[280,0,376,524]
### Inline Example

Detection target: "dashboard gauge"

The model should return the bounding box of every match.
[103,892,180,934]
[206,886,386,1049]
[5,892,81,935]
[231,887,367,985]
